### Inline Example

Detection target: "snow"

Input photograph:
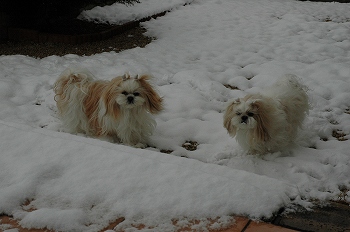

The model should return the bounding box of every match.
[78,0,193,25]
[1,0,350,231]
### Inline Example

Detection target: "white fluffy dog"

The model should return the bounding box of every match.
[223,75,309,154]
[54,67,163,148]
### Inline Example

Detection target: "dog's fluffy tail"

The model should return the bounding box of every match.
[56,65,95,86]
[54,66,95,99]
[264,74,308,101]
[280,74,308,93]
[271,74,309,128]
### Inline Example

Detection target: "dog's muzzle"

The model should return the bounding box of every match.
[241,115,248,124]
[127,96,134,104]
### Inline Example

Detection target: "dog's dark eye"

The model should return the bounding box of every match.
[122,91,128,95]
[236,112,242,116]
[133,92,140,96]
[247,112,254,117]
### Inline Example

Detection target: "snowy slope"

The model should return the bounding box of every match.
[1,0,350,231]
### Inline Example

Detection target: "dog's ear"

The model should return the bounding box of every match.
[223,101,238,137]
[138,75,163,114]
[250,100,271,142]
[99,77,124,119]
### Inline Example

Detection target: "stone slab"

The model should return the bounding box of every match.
[273,202,350,232]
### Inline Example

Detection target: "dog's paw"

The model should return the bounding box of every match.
[133,143,147,149]
[214,152,233,161]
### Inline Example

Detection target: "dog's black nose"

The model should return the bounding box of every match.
[127,96,134,104]
[241,115,248,123]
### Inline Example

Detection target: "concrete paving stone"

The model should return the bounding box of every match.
[273,202,350,232]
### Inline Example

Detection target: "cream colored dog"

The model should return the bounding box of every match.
[224,75,309,154]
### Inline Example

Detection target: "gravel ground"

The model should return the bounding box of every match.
[0,26,153,58]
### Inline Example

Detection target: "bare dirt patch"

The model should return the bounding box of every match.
[0,26,153,58]
[182,141,199,151]
[332,129,348,141]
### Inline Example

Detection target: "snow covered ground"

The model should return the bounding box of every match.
[1,0,350,231]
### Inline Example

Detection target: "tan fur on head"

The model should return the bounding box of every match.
[223,101,238,137]
[54,67,163,148]
[250,100,271,142]
[137,75,163,114]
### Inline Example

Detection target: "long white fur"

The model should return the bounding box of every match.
[54,66,162,148]
[223,74,309,154]
[56,69,94,135]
